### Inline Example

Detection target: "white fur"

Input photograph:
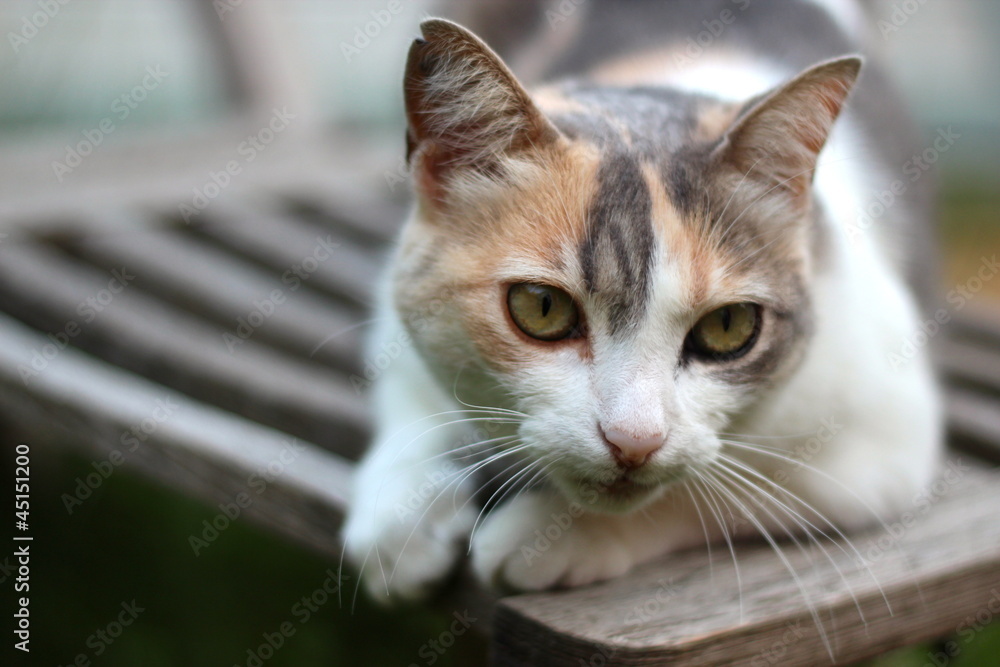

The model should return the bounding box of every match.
[663,56,787,102]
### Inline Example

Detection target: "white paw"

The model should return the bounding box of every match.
[341,483,476,603]
[471,492,634,591]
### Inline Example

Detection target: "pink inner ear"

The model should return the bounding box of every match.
[798,79,854,155]
[721,59,860,198]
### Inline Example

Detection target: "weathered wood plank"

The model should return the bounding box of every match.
[189,199,383,308]
[57,223,362,371]
[949,305,1000,349]
[279,182,406,245]
[492,463,1000,666]
[946,388,1000,463]
[939,338,1000,397]
[0,311,352,557]
[0,242,370,458]
[0,123,399,236]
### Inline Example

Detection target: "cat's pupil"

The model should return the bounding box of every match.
[541,293,552,317]
[720,307,732,332]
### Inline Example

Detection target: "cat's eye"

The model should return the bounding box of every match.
[507,283,579,341]
[687,303,760,360]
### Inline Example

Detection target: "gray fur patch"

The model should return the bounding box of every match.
[580,153,655,334]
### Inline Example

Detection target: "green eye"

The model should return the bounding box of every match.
[687,303,760,359]
[507,283,579,341]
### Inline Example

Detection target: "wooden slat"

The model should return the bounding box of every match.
[190,199,383,308]
[949,306,1000,349]
[0,311,352,556]
[492,464,1000,666]
[947,387,1000,463]
[0,242,370,458]
[58,224,361,371]
[0,121,400,235]
[277,182,407,245]
[939,338,1000,397]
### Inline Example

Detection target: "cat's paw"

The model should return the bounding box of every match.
[341,486,476,603]
[471,493,634,591]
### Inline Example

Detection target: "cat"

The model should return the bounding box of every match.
[341,0,943,601]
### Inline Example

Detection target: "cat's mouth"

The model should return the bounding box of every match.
[572,473,665,512]
[603,477,656,501]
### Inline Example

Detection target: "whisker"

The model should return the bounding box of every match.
[384,442,534,587]
[371,413,523,523]
[720,439,895,535]
[717,429,822,441]
[468,457,545,551]
[690,472,744,621]
[716,452,892,616]
[713,458,871,627]
[309,317,385,357]
[455,443,534,515]
[682,480,715,580]
[701,467,835,659]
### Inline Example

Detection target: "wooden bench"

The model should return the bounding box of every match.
[3,121,1000,663]
[3,4,998,664]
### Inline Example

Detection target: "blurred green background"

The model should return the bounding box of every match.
[2,1,998,665]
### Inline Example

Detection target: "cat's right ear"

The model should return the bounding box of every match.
[403,19,560,205]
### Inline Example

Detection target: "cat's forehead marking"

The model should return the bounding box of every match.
[640,160,709,309]
[579,151,655,334]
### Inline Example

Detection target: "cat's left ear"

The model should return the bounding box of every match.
[403,19,561,203]
[716,56,862,202]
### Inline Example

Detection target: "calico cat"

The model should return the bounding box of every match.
[341,0,942,601]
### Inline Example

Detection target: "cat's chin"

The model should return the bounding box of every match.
[562,475,668,514]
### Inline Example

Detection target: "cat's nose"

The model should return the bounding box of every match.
[600,426,665,468]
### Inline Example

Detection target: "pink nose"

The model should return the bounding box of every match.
[601,426,664,468]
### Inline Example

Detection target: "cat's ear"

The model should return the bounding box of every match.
[403,19,560,202]
[716,56,862,202]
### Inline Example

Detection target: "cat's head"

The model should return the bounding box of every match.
[393,19,860,512]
